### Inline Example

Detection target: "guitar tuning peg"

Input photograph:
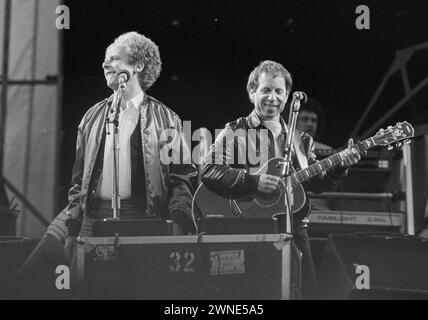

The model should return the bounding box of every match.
[387,145,394,151]
[405,139,411,145]
[396,142,403,148]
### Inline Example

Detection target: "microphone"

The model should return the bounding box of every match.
[292,91,308,103]
[117,70,131,85]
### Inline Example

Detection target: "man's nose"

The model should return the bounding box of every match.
[268,92,276,101]
[102,60,111,69]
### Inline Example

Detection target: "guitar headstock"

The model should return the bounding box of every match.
[372,121,414,149]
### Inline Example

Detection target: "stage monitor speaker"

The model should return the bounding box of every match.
[0,237,39,298]
[317,232,428,299]
[6,234,70,299]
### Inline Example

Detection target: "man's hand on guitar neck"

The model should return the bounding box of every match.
[340,138,361,167]
[255,139,360,195]
[257,174,281,195]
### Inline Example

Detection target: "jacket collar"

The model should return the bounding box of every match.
[142,92,149,107]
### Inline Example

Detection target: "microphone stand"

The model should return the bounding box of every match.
[281,92,304,234]
[108,78,127,219]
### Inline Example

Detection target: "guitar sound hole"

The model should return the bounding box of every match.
[255,189,281,206]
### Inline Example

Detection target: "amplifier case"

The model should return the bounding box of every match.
[73,234,301,300]
[317,233,428,299]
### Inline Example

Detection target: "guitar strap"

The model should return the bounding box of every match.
[278,120,309,170]
[292,131,309,169]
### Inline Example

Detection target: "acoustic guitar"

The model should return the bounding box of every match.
[192,121,414,221]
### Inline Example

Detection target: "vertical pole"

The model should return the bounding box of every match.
[20,0,40,236]
[403,143,415,235]
[54,0,64,215]
[0,0,12,207]
[281,239,291,300]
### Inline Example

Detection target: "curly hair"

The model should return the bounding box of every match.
[246,60,293,100]
[108,31,162,91]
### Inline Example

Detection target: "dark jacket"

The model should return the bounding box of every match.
[201,111,347,225]
[65,94,197,234]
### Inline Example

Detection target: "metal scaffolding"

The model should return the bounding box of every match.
[351,42,428,138]
[350,42,428,235]
[0,0,62,237]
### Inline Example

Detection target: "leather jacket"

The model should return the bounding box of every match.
[64,93,197,232]
[201,110,347,226]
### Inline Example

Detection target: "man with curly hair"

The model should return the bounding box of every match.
[43,32,197,259]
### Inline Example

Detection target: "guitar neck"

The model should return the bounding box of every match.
[286,138,373,188]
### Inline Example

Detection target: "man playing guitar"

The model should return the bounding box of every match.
[200,60,361,299]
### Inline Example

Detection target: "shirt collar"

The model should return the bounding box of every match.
[125,91,145,110]
[247,110,288,133]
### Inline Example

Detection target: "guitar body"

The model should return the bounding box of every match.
[193,158,310,220]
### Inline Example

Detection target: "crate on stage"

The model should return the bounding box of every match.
[196,217,279,235]
[92,219,173,237]
[73,234,301,300]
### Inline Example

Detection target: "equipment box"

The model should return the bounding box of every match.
[74,234,301,299]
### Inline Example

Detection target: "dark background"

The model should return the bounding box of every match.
[60,0,428,206]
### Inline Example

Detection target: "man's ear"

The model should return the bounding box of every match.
[134,63,144,73]
[248,89,255,103]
